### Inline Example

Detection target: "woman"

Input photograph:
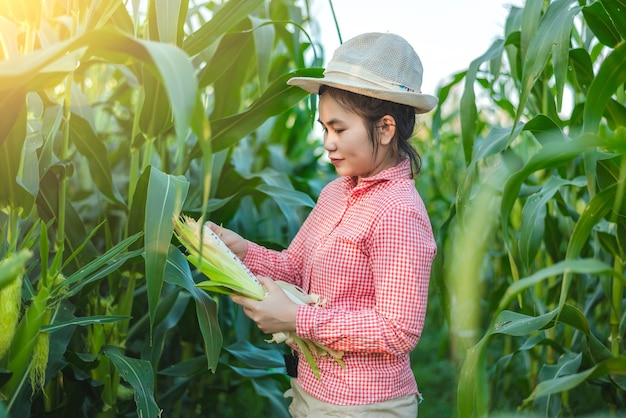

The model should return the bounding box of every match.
[212,32,438,417]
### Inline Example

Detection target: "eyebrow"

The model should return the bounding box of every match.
[317,118,344,126]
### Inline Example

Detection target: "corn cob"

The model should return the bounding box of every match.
[173,215,344,378]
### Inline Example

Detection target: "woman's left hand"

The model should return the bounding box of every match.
[231,276,298,334]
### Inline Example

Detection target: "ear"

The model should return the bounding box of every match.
[378,115,396,145]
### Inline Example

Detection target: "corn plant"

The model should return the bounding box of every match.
[429,0,626,416]
[0,0,327,416]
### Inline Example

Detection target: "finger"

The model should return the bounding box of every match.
[256,275,274,288]
[205,221,226,239]
[205,221,220,233]
[231,295,244,306]
[231,294,257,309]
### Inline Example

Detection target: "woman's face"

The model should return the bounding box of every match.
[318,94,396,180]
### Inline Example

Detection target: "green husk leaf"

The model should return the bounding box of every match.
[173,215,266,300]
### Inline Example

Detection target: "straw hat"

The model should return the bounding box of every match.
[288,32,438,114]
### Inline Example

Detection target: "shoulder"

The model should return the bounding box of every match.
[376,178,426,212]
[318,176,348,199]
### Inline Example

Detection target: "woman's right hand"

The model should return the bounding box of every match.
[205,221,249,261]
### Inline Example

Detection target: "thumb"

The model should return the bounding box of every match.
[257,276,276,290]
[205,221,221,234]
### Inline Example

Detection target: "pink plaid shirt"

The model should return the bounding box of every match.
[243,158,436,405]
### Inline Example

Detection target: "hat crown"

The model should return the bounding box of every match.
[327,32,424,94]
[286,32,438,113]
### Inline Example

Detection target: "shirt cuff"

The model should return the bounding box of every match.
[296,304,317,340]
[242,240,263,267]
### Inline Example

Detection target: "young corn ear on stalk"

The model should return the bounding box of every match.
[30,308,51,393]
[173,215,344,378]
[0,250,32,359]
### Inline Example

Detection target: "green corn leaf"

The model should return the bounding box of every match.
[154,0,182,44]
[600,0,626,40]
[250,16,274,91]
[249,378,293,418]
[185,68,323,165]
[497,258,613,312]
[460,39,505,166]
[62,233,143,291]
[583,42,626,134]
[0,106,34,217]
[519,0,544,60]
[518,176,586,269]
[552,4,580,111]
[196,30,253,88]
[524,357,626,405]
[0,250,31,290]
[138,70,173,139]
[227,365,281,378]
[158,355,207,377]
[583,2,622,47]
[224,340,285,369]
[517,0,579,125]
[144,166,189,335]
[501,133,606,243]
[165,246,222,372]
[68,113,125,207]
[557,181,620,311]
[569,48,594,94]
[182,0,264,56]
[103,345,160,418]
[42,315,131,333]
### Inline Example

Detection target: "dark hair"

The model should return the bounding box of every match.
[318,85,421,176]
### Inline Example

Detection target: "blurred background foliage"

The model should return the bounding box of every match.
[0,0,625,417]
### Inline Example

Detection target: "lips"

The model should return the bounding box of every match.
[329,158,343,165]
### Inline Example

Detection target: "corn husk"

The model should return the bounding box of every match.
[0,250,31,359]
[173,215,344,378]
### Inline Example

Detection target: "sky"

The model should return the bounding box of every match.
[309,0,524,95]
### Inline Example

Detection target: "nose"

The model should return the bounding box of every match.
[323,134,337,152]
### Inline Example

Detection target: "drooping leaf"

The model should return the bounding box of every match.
[209,68,323,152]
[524,357,626,404]
[497,258,614,312]
[583,2,622,47]
[165,246,222,372]
[600,0,626,40]
[182,0,264,56]
[42,315,131,333]
[583,42,626,134]
[68,113,125,207]
[103,345,160,418]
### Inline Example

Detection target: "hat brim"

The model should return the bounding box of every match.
[287,76,438,114]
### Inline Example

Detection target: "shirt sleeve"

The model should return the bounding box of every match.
[242,203,320,287]
[295,204,436,356]
[242,241,301,285]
